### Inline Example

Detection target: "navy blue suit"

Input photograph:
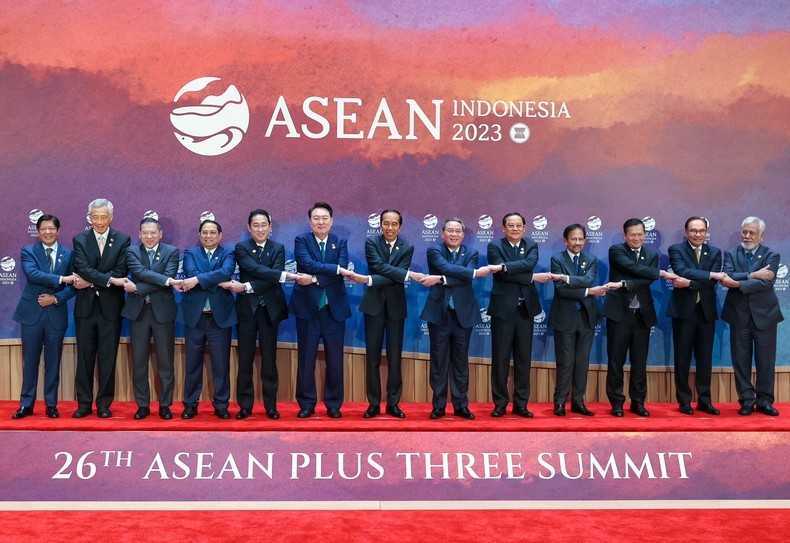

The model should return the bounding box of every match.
[420,244,481,410]
[13,243,75,409]
[289,232,351,411]
[722,244,784,407]
[180,245,237,410]
[666,241,722,407]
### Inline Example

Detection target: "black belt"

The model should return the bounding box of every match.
[628,308,641,314]
[202,310,213,315]
[317,306,329,312]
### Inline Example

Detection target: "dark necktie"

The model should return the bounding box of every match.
[204,251,213,312]
[318,241,327,309]
[513,244,519,257]
[448,251,457,309]
[45,247,54,273]
[386,242,392,253]
[633,249,640,262]
[573,255,579,274]
[258,245,265,264]
[746,251,753,269]
[147,249,155,269]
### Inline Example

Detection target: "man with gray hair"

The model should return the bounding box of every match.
[71,199,131,418]
[721,216,783,416]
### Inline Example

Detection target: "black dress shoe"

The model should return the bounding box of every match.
[571,403,594,416]
[453,407,475,420]
[491,406,506,418]
[512,406,533,418]
[266,409,280,420]
[696,403,720,415]
[429,408,445,419]
[738,404,755,416]
[72,407,92,418]
[363,405,380,418]
[133,407,150,420]
[181,406,198,419]
[297,407,315,418]
[386,405,406,419]
[554,404,566,416]
[630,404,650,417]
[46,406,60,419]
[236,408,252,420]
[611,406,624,417]
[756,404,780,417]
[97,408,112,419]
[12,407,33,419]
[159,406,173,420]
[214,408,231,419]
[679,404,694,415]
[327,408,342,419]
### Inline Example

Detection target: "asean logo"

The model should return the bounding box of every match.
[170,77,250,156]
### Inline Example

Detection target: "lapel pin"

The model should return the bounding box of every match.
[331,244,336,250]
[395,246,400,251]
[640,256,644,260]
[252,249,257,254]
[757,254,762,259]
[581,262,586,269]
[519,248,525,254]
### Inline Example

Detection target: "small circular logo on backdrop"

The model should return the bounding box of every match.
[587,216,602,231]
[170,77,250,156]
[143,210,159,220]
[533,310,546,324]
[1,257,16,272]
[285,259,297,274]
[533,215,548,230]
[199,211,216,223]
[479,308,492,323]
[29,209,44,224]
[642,216,656,231]
[478,215,493,229]
[368,213,381,228]
[777,264,788,280]
[423,214,438,229]
[509,123,530,144]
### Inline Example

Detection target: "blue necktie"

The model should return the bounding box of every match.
[318,241,327,309]
[147,249,155,269]
[573,255,579,273]
[203,251,212,312]
[746,251,753,269]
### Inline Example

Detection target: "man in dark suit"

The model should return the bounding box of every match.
[602,218,676,417]
[486,212,551,418]
[357,209,422,419]
[71,198,131,418]
[666,217,724,416]
[549,224,606,417]
[12,214,77,419]
[420,218,492,420]
[290,202,353,419]
[121,217,179,420]
[179,219,237,420]
[229,209,300,420]
[721,216,783,416]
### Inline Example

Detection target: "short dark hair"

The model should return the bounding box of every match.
[502,212,526,226]
[684,216,708,230]
[563,223,586,239]
[442,217,465,231]
[36,214,60,230]
[622,218,645,233]
[309,202,333,218]
[139,217,161,230]
[380,209,402,225]
[248,209,271,225]
[199,219,222,233]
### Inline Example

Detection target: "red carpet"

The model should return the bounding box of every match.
[2,400,788,432]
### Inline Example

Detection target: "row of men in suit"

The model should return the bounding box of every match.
[11,203,783,420]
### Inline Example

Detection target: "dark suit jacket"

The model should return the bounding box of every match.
[121,243,179,324]
[180,245,238,329]
[721,244,784,330]
[602,242,659,327]
[487,238,542,320]
[359,235,413,319]
[234,238,288,324]
[420,243,481,329]
[666,241,721,322]
[548,251,600,331]
[72,228,131,320]
[289,232,351,322]
[13,243,75,330]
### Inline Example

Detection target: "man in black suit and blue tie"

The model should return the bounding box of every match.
[356,209,423,419]
[486,212,552,418]
[602,218,676,417]
[290,202,353,419]
[721,216,783,416]
[179,219,237,420]
[549,224,607,417]
[121,217,180,420]
[12,214,77,419]
[420,218,493,420]
[666,217,724,416]
[71,198,131,418]
[229,209,306,420]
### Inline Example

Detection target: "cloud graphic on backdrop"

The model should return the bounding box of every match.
[170,77,249,156]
